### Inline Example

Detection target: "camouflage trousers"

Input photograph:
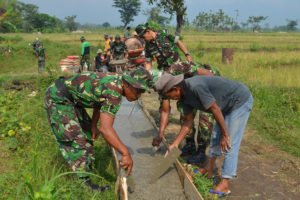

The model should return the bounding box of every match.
[38,59,45,73]
[44,85,94,177]
[113,54,125,60]
[80,54,91,72]
[177,101,215,148]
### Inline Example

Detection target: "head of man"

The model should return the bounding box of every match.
[97,49,102,56]
[115,35,121,43]
[127,26,131,31]
[135,24,155,42]
[104,34,109,41]
[39,41,43,47]
[80,36,85,43]
[122,67,153,101]
[110,36,113,40]
[154,73,185,100]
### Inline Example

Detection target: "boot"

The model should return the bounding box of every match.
[187,147,207,164]
[81,177,111,192]
[180,137,196,157]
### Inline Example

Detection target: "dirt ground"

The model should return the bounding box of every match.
[140,93,300,200]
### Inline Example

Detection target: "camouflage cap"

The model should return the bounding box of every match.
[135,23,149,37]
[80,36,85,41]
[122,67,153,92]
[115,34,121,40]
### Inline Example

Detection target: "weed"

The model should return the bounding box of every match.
[249,42,260,51]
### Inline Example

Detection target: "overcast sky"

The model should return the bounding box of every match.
[20,0,300,27]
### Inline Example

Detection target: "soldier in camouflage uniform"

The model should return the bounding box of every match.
[136,23,220,164]
[36,42,48,73]
[44,67,152,191]
[80,36,91,72]
[110,35,128,60]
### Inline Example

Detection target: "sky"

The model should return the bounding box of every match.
[20,0,300,27]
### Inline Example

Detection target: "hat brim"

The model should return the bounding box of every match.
[163,75,184,94]
[122,73,150,92]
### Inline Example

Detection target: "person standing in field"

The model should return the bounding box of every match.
[124,26,131,39]
[154,73,253,198]
[36,41,48,73]
[110,35,128,61]
[44,67,153,191]
[135,23,219,164]
[80,36,91,72]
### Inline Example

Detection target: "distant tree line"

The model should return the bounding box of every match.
[0,0,298,33]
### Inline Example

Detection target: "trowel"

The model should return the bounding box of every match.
[150,147,182,184]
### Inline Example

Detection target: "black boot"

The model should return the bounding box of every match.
[180,138,196,157]
[81,177,111,192]
[187,147,207,164]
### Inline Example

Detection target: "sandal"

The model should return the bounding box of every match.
[193,168,215,179]
[209,189,231,198]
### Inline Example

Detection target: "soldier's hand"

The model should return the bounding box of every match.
[186,55,193,63]
[152,136,162,147]
[91,127,101,141]
[120,153,133,176]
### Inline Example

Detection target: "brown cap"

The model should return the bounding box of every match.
[154,73,184,94]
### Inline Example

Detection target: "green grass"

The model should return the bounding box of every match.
[0,74,118,199]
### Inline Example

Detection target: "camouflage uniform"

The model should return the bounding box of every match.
[37,46,46,73]
[110,41,128,60]
[137,24,220,149]
[44,69,152,177]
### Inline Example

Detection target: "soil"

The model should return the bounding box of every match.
[113,99,186,200]
[140,93,300,200]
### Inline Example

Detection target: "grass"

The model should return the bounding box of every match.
[0,30,299,199]
[0,74,118,199]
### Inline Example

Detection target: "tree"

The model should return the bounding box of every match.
[113,0,141,28]
[147,0,187,36]
[102,22,110,28]
[247,16,268,32]
[286,19,298,31]
[65,15,78,31]
[143,7,171,26]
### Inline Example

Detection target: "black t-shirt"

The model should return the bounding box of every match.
[182,76,251,115]
[95,55,102,67]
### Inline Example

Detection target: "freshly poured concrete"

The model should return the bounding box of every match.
[113,99,186,200]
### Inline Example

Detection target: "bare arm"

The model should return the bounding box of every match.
[177,40,192,62]
[208,101,231,152]
[171,111,194,148]
[197,68,214,76]
[99,112,133,175]
[91,108,100,140]
[152,99,170,146]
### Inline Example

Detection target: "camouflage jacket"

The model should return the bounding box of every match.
[63,72,123,117]
[145,29,181,70]
[110,41,128,58]
[37,47,46,60]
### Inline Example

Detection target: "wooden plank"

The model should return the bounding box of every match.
[139,100,204,200]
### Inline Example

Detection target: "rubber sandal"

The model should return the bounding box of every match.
[209,189,231,198]
[193,169,215,179]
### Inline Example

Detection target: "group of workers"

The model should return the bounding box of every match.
[80,27,132,73]
[44,23,253,198]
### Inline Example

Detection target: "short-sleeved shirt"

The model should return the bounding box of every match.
[95,55,104,68]
[64,72,122,117]
[124,31,131,38]
[81,41,90,56]
[181,76,251,115]
[145,29,180,70]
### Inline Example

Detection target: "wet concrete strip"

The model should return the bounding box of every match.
[113,99,186,200]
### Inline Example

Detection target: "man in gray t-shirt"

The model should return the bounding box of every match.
[154,73,253,198]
